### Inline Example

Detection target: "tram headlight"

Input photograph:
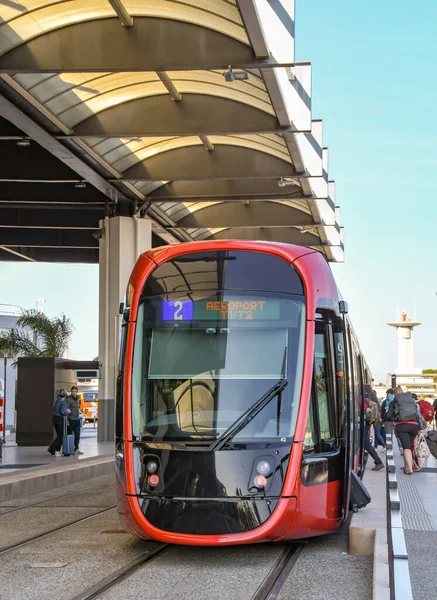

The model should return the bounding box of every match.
[146,459,159,474]
[256,460,271,476]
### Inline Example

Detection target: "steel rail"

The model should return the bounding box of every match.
[71,544,170,600]
[0,505,116,555]
[251,544,304,600]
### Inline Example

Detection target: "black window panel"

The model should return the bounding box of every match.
[142,251,304,297]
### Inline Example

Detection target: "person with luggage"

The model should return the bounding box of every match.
[363,386,384,471]
[48,389,69,456]
[67,386,84,456]
[411,395,429,471]
[388,386,421,474]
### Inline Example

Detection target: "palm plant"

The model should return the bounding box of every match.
[0,310,73,361]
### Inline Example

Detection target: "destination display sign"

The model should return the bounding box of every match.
[162,298,280,321]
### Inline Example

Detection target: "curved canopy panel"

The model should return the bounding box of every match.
[13,70,273,128]
[0,0,344,263]
[0,1,248,57]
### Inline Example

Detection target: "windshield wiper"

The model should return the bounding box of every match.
[207,379,288,452]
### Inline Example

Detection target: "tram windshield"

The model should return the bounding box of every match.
[130,251,306,443]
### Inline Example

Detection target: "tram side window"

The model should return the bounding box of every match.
[314,332,336,451]
[304,400,318,451]
[304,329,337,454]
[334,327,346,436]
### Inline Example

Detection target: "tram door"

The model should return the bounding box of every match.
[303,315,345,503]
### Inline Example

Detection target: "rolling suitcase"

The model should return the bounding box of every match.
[62,417,74,456]
[349,471,371,512]
[426,430,437,460]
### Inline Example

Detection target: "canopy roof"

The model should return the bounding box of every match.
[0,0,344,263]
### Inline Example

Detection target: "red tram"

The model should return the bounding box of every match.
[115,241,369,545]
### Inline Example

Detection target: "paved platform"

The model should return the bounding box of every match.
[392,433,437,600]
[0,426,112,475]
[0,425,114,502]
[349,447,390,600]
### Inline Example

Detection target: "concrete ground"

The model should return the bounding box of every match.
[392,434,437,600]
[0,425,112,475]
[0,473,373,600]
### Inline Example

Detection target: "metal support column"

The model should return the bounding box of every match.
[98,215,152,442]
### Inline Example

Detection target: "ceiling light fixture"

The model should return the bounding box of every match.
[16,138,30,147]
[75,181,87,188]
[277,177,296,188]
[224,66,249,82]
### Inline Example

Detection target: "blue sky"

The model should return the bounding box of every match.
[1,1,436,381]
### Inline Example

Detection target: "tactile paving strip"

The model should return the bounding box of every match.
[393,448,435,532]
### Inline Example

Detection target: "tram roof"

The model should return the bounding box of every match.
[0,1,344,263]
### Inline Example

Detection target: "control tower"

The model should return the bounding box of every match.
[387,312,421,375]
[387,312,436,396]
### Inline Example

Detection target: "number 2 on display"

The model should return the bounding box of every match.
[173,300,184,320]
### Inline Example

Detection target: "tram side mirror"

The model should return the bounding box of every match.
[339,301,349,314]
[119,302,124,315]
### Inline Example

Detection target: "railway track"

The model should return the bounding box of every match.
[0,505,116,555]
[71,543,304,600]
[252,544,304,599]
[72,544,171,600]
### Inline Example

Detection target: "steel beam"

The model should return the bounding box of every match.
[0,202,106,210]
[0,228,97,248]
[107,0,133,26]
[0,246,98,263]
[0,90,186,245]
[0,207,102,229]
[156,72,182,102]
[144,178,304,201]
[199,135,214,152]
[0,94,117,198]
[0,246,36,261]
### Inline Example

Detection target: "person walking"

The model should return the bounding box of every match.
[381,388,394,435]
[372,399,387,451]
[48,389,69,456]
[364,386,384,471]
[67,386,83,455]
[390,386,420,474]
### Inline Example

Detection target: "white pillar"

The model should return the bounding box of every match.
[396,326,414,373]
[98,216,152,442]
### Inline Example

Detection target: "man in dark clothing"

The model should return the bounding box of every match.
[48,389,69,456]
[364,386,384,471]
[67,386,83,455]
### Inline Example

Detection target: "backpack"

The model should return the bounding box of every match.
[394,392,417,422]
[418,400,434,423]
[385,400,395,421]
[366,401,379,424]
[380,399,387,420]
